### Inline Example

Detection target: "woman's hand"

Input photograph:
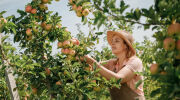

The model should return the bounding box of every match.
[83,55,97,65]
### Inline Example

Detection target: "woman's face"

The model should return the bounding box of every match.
[111,35,127,54]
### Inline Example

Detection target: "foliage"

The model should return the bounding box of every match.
[0,0,180,100]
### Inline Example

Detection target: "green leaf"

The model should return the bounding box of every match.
[95,32,103,35]
[134,8,141,20]
[17,9,26,16]
[83,17,87,25]
[150,88,160,97]
[1,36,9,42]
[120,0,125,8]
[12,28,16,34]
[144,25,150,30]
[0,11,6,17]
[152,26,158,31]
[39,72,46,78]
[135,80,143,89]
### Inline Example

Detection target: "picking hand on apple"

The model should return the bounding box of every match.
[83,55,97,65]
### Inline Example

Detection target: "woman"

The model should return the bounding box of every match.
[84,30,145,100]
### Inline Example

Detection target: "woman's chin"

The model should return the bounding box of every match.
[112,50,119,55]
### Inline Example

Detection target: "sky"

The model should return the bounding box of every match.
[0,0,155,54]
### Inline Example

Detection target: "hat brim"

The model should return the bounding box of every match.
[107,31,136,55]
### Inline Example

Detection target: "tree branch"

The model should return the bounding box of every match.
[93,2,166,26]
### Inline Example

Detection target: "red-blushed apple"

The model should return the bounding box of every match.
[25,5,32,13]
[91,80,96,83]
[0,18,7,30]
[82,9,89,16]
[31,9,37,14]
[32,88,37,94]
[32,27,38,33]
[93,86,101,92]
[26,36,32,40]
[64,70,67,75]
[45,68,51,75]
[74,38,80,45]
[84,76,88,80]
[80,56,84,61]
[71,38,80,45]
[150,64,158,75]
[42,0,49,4]
[39,4,48,11]
[61,48,65,54]
[41,22,46,29]
[69,49,76,55]
[72,4,77,10]
[39,16,43,20]
[64,48,70,54]
[167,23,180,36]
[160,71,167,75]
[43,54,48,60]
[45,24,52,31]
[163,37,175,51]
[75,56,79,60]
[176,40,180,51]
[65,28,68,32]
[76,11,83,17]
[0,18,7,23]
[56,24,61,28]
[63,40,71,47]
[26,28,32,36]
[56,81,62,85]
[77,6,82,12]
[70,38,77,45]
[57,42,63,48]
[67,55,74,60]
[69,0,73,4]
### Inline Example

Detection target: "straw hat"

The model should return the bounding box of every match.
[107,30,136,56]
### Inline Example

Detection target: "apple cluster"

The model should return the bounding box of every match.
[57,38,80,56]
[24,0,65,41]
[163,22,180,58]
[150,22,180,75]
[25,5,37,14]
[69,0,90,17]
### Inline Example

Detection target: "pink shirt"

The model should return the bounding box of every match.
[109,56,144,96]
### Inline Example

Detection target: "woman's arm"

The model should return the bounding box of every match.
[95,61,135,83]
[84,55,135,83]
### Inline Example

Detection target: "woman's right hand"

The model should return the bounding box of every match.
[83,55,96,65]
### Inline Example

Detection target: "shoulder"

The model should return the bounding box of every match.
[126,56,143,72]
[128,56,142,65]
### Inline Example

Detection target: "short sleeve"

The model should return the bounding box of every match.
[125,57,143,72]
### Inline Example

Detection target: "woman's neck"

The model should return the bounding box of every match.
[116,52,127,66]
